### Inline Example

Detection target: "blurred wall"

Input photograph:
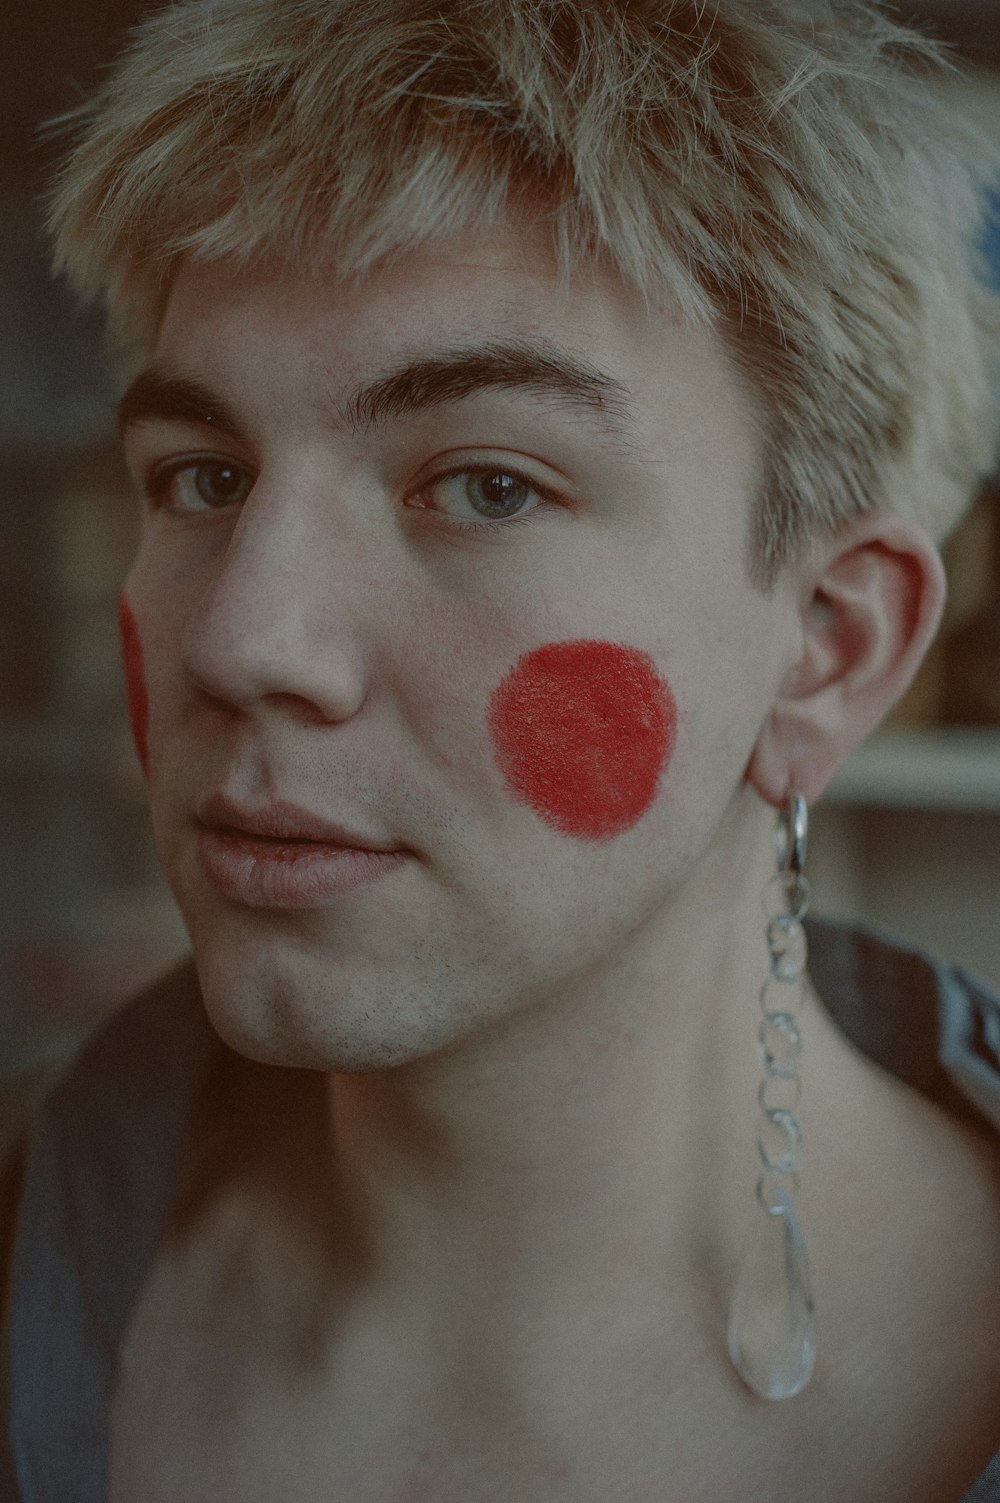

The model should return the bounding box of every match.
[2,0,188,1138]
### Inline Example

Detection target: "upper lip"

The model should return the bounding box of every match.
[197,793,402,851]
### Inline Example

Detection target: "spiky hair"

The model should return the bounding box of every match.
[47,0,1000,581]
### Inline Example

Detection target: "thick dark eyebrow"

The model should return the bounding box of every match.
[117,339,641,448]
[343,339,638,443]
[116,371,250,443]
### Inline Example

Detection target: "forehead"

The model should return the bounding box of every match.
[151,223,762,465]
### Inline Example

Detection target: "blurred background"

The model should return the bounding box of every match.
[2,0,999,1144]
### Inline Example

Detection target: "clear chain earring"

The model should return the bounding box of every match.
[727,791,816,1400]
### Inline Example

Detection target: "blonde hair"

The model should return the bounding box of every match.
[47,0,1000,582]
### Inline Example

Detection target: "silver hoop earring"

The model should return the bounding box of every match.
[727,792,816,1400]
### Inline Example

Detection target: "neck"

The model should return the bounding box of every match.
[322,793,774,1321]
[180,790,783,1398]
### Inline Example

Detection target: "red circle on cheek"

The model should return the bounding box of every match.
[118,593,150,778]
[487,640,678,841]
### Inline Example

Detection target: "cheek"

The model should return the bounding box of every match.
[118,593,150,778]
[487,639,677,841]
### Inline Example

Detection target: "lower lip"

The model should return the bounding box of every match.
[197,828,409,909]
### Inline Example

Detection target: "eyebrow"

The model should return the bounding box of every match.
[343,339,638,442]
[117,338,641,449]
[116,371,249,442]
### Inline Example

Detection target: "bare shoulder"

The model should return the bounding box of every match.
[108,1011,1000,1503]
[797,1022,1000,1500]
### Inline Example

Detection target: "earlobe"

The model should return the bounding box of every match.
[747,515,947,807]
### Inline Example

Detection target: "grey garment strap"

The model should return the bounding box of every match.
[0,1142,26,1503]
[939,966,1000,1137]
[963,1452,1000,1502]
[3,960,212,1503]
[806,916,1000,1503]
[805,915,1000,1137]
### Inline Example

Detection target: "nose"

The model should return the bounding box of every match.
[180,479,372,724]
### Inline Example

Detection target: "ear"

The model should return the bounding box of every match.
[747,513,947,807]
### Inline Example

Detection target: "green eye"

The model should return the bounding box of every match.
[417,465,551,528]
[188,462,253,508]
[149,459,255,513]
[463,470,532,519]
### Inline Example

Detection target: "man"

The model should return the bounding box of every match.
[4,1,1000,1498]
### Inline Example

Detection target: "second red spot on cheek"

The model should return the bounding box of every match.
[486,640,678,842]
[118,593,150,779]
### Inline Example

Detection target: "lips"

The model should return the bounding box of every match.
[196,792,402,852]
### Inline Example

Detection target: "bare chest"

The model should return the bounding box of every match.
[106,1280,1000,1503]
[107,1121,1000,1503]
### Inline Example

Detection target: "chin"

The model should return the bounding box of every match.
[189,937,482,1075]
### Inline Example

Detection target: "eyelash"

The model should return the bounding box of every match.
[410,464,559,534]
[142,458,560,535]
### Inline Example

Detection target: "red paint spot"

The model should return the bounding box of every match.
[118,593,149,777]
[487,640,677,841]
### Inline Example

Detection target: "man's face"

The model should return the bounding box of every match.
[120,224,792,1070]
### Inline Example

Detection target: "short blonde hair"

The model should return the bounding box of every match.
[47,0,1000,582]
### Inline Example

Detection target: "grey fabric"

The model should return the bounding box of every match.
[1,962,212,1502]
[2,917,999,1500]
[965,1453,1000,1503]
[806,915,1000,1136]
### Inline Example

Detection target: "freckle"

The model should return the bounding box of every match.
[118,593,150,777]
[487,639,677,841]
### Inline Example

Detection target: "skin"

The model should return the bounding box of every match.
[110,224,1000,1501]
[120,227,792,1084]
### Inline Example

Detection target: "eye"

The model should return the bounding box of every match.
[412,464,556,527]
[146,458,255,515]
